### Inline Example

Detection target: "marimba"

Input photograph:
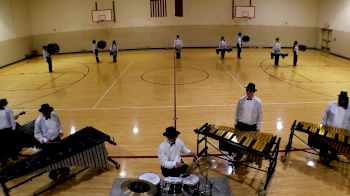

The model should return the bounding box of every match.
[0,126,119,196]
[281,120,350,163]
[194,123,281,194]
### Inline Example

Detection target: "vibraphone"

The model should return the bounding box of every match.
[282,120,350,163]
[0,126,119,196]
[194,123,281,194]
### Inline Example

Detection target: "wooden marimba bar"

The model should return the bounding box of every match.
[282,120,350,163]
[194,123,281,194]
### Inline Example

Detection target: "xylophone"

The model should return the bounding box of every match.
[194,123,281,194]
[0,126,119,196]
[282,120,350,163]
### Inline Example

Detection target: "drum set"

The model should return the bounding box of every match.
[120,157,217,196]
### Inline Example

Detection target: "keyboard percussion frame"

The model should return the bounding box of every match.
[194,123,281,193]
[281,120,350,164]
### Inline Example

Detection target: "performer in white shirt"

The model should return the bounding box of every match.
[92,40,100,63]
[0,99,17,164]
[293,41,299,66]
[237,32,242,59]
[43,45,52,72]
[235,83,263,131]
[318,91,350,164]
[219,36,227,59]
[110,40,118,63]
[158,126,195,177]
[220,83,263,161]
[173,35,183,59]
[272,38,282,66]
[34,103,69,180]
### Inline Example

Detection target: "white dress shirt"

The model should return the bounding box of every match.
[237,36,242,47]
[158,138,191,169]
[272,41,281,53]
[110,44,118,55]
[92,43,98,51]
[0,107,16,130]
[294,45,299,55]
[174,38,183,49]
[235,96,263,130]
[34,112,63,143]
[43,49,50,59]
[322,102,350,129]
[219,40,227,49]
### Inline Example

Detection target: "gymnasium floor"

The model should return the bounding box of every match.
[1,48,349,195]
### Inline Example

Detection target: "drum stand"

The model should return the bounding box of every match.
[197,170,219,196]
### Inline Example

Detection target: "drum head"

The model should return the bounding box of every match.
[139,172,160,185]
[163,176,182,184]
[183,174,199,185]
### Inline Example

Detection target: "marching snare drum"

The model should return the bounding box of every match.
[163,176,183,195]
[182,174,200,193]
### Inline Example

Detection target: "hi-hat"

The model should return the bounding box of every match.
[120,179,157,196]
[187,156,217,173]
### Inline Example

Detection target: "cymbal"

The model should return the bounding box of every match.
[120,179,157,196]
[186,156,217,173]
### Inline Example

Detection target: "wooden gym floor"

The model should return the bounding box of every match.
[1,48,349,195]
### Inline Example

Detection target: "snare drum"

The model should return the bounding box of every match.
[163,176,183,195]
[139,172,161,193]
[182,174,200,193]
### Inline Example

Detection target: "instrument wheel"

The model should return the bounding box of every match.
[257,188,266,196]
[280,156,287,162]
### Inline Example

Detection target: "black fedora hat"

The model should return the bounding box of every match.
[338,91,348,99]
[163,126,180,138]
[39,103,54,113]
[245,83,257,91]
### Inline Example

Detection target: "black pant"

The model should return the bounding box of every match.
[113,54,117,62]
[95,49,100,62]
[274,54,280,65]
[235,121,257,131]
[220,50,225,59]
[161,164,188,177]
[293,52,298,66]
[46,57,52,72]
[237,44,242,58]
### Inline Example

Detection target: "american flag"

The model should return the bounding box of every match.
[150,0,167,17]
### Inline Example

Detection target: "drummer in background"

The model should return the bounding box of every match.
[0,99,17,164]
[92,40,100,63]
[173,35,183,59]
[158,126,195,177]
[293,41,299,66]
[237,32,242,59]
[272,37,281,66]
[219,36,227,59]
[110,40,118,63]
[43,45,53,72]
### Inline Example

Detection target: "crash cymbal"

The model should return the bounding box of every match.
[120,179,157,196]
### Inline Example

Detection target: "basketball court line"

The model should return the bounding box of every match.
[216,59,245,92]
[93,59,136,109]
[12,100,331,112]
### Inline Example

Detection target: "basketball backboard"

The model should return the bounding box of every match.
[234,6,255,19]
[92,9,113,23]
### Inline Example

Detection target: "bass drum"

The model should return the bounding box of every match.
[182,174,200,193]
[163,176,183,195]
